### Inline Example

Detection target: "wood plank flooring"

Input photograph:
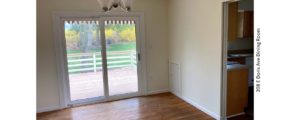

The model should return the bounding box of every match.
[37,93,214,120]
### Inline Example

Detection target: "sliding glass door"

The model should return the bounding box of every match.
[64,20,105,102]
[63,17,141,105]
[104,19,139,96]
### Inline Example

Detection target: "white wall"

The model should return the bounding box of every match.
[38,0,226,118]
[168,0,223,118]
[37,0,169,112]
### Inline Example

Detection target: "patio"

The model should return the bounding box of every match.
[69,66,138,101]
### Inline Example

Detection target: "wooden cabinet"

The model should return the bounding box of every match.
[227,68,248,117]
[228,2,254,41]
[238,11,254,38]
[228,2,239,41]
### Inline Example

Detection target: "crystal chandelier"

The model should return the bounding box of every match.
[97,0,133,12]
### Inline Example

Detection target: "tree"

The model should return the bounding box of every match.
[78,22,94,53]
[65,30,79,50]
[65,21,101,52]
[120,28,136,42]
[105,24,136,42]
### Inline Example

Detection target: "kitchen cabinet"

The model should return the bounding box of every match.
[228,2,238,41]
[227,68,248,117]
[228,2,254,41]
[238,11,254,38]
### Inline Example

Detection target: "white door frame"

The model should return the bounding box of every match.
[221,2,229,120]
[52,11,147,109]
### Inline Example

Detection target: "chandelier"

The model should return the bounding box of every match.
[97,0,133,12]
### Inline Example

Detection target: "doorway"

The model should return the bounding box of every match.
[53,12,146,107]
[222,0,254,120]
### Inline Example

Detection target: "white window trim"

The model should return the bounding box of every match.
[52,11,147,109]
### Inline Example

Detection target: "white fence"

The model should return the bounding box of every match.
[67,50,137,73]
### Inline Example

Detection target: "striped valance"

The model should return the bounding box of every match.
[64,20,135,25]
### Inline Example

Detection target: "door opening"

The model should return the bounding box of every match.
[222,1,254,119]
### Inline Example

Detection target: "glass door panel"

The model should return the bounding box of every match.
[104,20,139,96]
[64,20,104,101]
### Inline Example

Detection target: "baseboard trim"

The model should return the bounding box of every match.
[146,89,169,95]
[37,105,60,113]
[37,90,221,119]
[170,92,221,120]
[227,112,245,118]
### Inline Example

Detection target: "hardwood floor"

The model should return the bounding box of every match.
[37,93,214,120]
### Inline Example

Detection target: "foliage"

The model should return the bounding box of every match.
[105,24,136,42]
[65,22,136,51]
[65,30,79,42]
[120,28,136,42]
[105,29,114,40]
